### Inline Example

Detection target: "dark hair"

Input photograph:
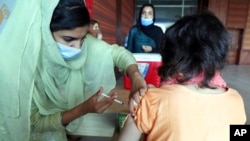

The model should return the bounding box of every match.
[137,3,156,25]
[50,0,90,32]
[158,11,230,88]
[90,19,99,25]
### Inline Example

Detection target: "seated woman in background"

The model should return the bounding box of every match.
[126,3,164,53]
[88,19,103,39]
[118,11,246,141]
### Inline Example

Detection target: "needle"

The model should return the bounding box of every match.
[101,93,128,107]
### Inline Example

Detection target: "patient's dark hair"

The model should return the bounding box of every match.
[158,11,230,88]
[50,0,90,32]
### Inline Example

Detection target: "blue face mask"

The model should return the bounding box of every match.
[141,18,153,26]
[57,42,82,60]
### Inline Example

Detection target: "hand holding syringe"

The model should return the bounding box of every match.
[101,93,128,107]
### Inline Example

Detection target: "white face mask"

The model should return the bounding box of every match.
[141,17,153,26]
[57,42,82,60]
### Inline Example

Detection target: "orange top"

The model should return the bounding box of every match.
[134,84,246,141]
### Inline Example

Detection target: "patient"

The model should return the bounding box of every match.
[118,11,246,141]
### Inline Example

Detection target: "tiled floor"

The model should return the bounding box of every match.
[221,65,250,124]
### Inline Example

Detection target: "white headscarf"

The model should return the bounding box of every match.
[0,0,116,140]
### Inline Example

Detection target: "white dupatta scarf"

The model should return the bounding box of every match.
[0,0,116,140]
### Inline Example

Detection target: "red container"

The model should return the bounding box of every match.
[124,53,162,90]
